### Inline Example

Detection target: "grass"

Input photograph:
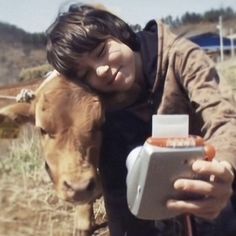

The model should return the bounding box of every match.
[0,126,42,175]
[217,57,236,90]
[0,126,108,236]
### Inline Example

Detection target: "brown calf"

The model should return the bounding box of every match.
[0,74,104,236]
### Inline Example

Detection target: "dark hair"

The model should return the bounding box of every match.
[46,3,139,78]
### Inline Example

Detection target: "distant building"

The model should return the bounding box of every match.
[171,22,236,62]
[188,32,236,61]
[189,33,233,51]
[226,33,236,57]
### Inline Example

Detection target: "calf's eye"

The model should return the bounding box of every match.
[40,127,47,136]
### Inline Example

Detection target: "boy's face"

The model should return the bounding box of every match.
[76,37,137,93]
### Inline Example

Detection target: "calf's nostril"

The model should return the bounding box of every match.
[63,180,73,191]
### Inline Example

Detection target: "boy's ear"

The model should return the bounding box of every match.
[0,103,34,125]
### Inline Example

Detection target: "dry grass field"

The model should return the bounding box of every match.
[0,56,235,236]
[217,57,236,92]
[0,127,108,236]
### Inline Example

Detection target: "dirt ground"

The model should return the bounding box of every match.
[0,139,12,159]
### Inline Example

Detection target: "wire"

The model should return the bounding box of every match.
[184,214,195,236]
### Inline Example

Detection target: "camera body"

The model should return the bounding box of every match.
[126,115,215,220]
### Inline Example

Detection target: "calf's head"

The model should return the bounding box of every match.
[0,75,104,204]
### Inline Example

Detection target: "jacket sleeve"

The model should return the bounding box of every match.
[173,36,236,172]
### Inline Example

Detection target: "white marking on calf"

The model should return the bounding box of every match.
[35,70,60,94]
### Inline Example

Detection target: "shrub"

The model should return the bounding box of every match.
[19,64,53,81]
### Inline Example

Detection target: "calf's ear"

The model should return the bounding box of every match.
[0,103,34,125]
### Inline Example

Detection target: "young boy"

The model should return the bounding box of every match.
[46,3,236,235]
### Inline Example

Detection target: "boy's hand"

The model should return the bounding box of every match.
[166,159,234,219]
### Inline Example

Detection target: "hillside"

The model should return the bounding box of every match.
[171,16,236,38]
[0,22,47,85]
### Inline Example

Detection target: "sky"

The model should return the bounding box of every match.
[0,0,236,33]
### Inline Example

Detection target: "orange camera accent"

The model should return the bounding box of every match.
[146,136,215,161]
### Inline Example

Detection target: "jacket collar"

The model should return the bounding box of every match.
[137,20,158,89]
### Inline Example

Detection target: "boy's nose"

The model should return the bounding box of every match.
[96,65,109,78]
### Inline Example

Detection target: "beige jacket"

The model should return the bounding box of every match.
[152,22,236,171]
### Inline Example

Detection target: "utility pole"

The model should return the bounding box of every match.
[217,16,224,62]
[229,28,235,57]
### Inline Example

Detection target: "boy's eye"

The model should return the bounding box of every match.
[77,69,89,81]
[96,42,106,57]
